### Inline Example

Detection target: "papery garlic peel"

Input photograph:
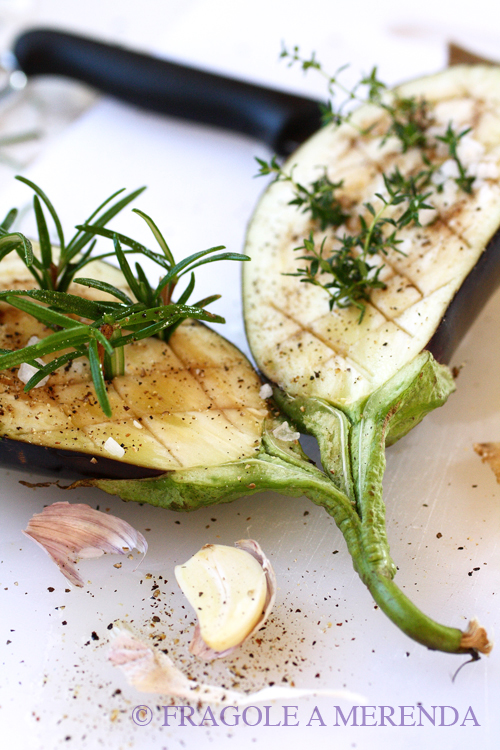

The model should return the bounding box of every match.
[23,501,147,586]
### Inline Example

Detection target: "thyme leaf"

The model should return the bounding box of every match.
[436,123,476,194]
[255,157,348,230]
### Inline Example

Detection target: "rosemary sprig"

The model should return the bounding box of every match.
[4,177,148,292]
[255,156,348,230]
[0,190,249,417]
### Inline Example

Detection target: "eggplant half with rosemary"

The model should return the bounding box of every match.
[0,251,269,479]
[243,64,500,655]
[0,185,280,488]
[0,182,390,569]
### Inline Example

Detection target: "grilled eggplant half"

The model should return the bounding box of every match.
[0,250,271,478]
[243,65,500,655]
[244,65,500,408]
[0,249,367,533]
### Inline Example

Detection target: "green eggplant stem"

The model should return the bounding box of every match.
[298,475,486,655]
[77,448,490,656]
[358,566,465,654]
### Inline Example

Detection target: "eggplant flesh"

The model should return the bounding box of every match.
[0,253,268,478]
[243,65,500,413]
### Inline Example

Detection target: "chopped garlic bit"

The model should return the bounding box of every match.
[272,421,300,442]
[23,501,148,586]
[132,420,143,429]
[17,361,49,388]
[104,436,126,458]
[108,622,364,704]
[175,539,276,660]
[16,336,50,388]
[259,383,273,399]
[456,134,485,166]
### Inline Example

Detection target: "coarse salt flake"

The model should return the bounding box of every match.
[259,383,273,399]
[104,437,125,458]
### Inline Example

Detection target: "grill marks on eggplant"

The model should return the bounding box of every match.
[0,255,267,471]
[244,66,500,409]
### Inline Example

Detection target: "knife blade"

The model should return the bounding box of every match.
[10,28,324,157]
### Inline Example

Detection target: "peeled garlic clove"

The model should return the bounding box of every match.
[175,540,275,658]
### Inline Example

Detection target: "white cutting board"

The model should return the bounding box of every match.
[1,2,500,749]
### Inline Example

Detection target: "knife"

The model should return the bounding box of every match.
[8,28,324,157]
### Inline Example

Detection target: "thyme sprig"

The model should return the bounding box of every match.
[280,44,431,151]
[255,156,348,230]
[282,43,431,152]
[288,170,434,321]
[0,187,249,416]
[279,45,475,190]
[436,123,476,194]
[265,47,478,320]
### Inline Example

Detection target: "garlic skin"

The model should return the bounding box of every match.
[175,539,276,659]
[474,442,500,484]
[23,501,147,586]
[108,621,364,704]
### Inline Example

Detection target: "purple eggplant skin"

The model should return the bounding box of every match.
[427,224,500,364]
[0,437,165,479]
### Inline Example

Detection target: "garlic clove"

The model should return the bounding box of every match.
[175,540,274,657]
[23,501,147,586]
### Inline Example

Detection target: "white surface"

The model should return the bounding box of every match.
[0,2,500,750]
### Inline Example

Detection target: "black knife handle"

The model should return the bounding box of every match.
[13,28,323,156]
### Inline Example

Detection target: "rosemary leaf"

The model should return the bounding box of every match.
[2,295,84,329]
[0,328,91,370]
[0,208,17,232]
[176,272,195,305]
[73,278,134,305]
[16,175,65,254]
[88,338,112,418]
[112,235,144,303]
[0,288,121,318]
[64,186,147,263]
[0,233,33,267]
[132,208,175,266]
[33,195,53,285]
